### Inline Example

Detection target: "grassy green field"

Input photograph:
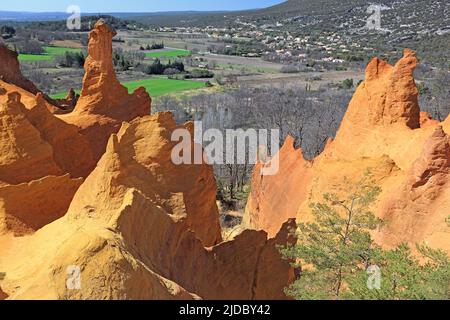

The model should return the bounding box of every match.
[50,78,206,99]
[145,49,191,58]
[18,54,53,61]
[18,46,83,62]
[125,78,205,96]
[19,47,191,61]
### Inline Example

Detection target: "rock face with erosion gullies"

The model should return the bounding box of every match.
[0,44,75,110]
[0,113,294,299]
[244,136,313,238]
[244,49,450,255]
[329,49,425,167]
[0,287,7,300]
[0,93,85,235]
[344,48,420,129]
[59,20,151,161]
[0,44,40,95]
[376,126,450,250]
[68,112,223,247]
[0,92,62,184]
[2,17,446,299]
[27,93,96,178]
[0,30,295,297]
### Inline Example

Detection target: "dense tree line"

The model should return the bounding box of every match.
[55,51,86,68]
[142,59,185,75]
[0,25,15,39]
[112,48,145,71]
[22,15,142,32]
[17,40,44,55]
[140,42,165,50]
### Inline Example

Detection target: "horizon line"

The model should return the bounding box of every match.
[0,8,261,14]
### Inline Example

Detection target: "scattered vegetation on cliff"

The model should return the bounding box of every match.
[280,172,450,300]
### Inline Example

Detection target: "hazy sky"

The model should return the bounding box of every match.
[0,0,285,13]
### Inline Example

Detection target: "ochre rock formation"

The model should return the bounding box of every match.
[0,91,95,180]
[0,49,97,236]
[67,112,223,247]
[27,94,96,178]
[0,92,62,184]
[0,287,7,300]
[0,27,295,298]
[0,44,40,95]
[52,88,79,113]
[0,46,97,235]
[0,44,75,110]
[0,80,44,110]
[59,20,151,161]
[0,92,87,235]
[244,136,313,238]
[376,126,450,250]
[0,175,82,236]
[0,44,97,179]
[0,18,447,299]
[244,49,450,255]
[420,111,440,128]
[0,113,294,299]
[340,48,420,130]
[1,25,448,300]
[328,49,429,169]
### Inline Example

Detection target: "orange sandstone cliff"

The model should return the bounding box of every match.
[0,92,92,235]
[244,49,450,255]
[2,18,446,299]
[0,44,78,111]
[377,125,450,250]
[1,22,448,299]
[244,136,313,237]
[59,20,151,161]
[0,113,294,299]
[0,19,294,300]
[0,44,40,95]
[0,42,97,236]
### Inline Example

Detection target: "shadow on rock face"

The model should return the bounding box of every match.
[0,288,7,300]
[0,272,7,299]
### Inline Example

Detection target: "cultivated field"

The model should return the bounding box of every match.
[50,77,206,99]
[203,53,283,73]
[145,49,191,58]
[237,70,365,90]
[18,46,82,61]
[17,32,366,102]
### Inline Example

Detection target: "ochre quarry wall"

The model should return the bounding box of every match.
[244,49,450,255]
[0,113,294,300]
[0,92,88,235]
[0,19,294,300]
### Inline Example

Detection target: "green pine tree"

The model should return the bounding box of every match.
[280,171,450,300]
[347,243,450,300]
[280,172,382,300]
